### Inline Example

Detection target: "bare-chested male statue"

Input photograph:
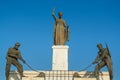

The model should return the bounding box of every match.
[92,44,113,80]
[6,42,26,80]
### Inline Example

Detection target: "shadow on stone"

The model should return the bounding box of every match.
[36,72,45,77]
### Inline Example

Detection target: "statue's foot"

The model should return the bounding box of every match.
[22,74,26,77]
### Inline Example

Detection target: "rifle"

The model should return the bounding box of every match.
[105,43,111,58]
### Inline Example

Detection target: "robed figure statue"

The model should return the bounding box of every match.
[52,8,69,45]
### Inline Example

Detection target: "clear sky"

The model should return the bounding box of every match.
[0,0,120,80]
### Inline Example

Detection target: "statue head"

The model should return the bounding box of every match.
[14,42,20,49]
[97,44,102,50]
[58,12,63,18]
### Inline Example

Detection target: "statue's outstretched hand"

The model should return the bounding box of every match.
[22,59,26,64]
[52,8,56,15]
[92,61,98,64]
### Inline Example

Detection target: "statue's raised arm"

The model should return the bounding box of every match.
[52,8,57,21]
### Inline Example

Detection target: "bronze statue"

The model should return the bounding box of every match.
[52,8,69,45]
[92,44,113,80]
[5,42,26,80]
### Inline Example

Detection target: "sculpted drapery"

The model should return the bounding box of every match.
[52,9,69,45]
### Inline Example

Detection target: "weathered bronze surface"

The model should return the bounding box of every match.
[5,42,26,80]
[93,44,113,80]
[52,8,69,45]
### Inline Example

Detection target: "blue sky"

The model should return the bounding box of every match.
[0,0,120,80]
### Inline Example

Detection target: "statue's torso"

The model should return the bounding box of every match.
[8,48,20,58]
[99,48,111,62]
[56,19,65,26]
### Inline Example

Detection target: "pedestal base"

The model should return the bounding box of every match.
[52,45,69,70]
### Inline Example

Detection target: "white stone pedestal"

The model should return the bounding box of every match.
[52,45,69,70]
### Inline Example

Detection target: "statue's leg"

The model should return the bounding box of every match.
[94,61,105,80]
[5,61,11,80]
[13,60,23,80]
[106,60,113,80]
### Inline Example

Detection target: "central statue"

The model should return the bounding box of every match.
[52,8,69,45]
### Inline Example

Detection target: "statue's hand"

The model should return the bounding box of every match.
[22,59,26,64]
[52,8,56,15]
[92,61,98,64]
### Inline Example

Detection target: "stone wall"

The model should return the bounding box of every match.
[9,71,109,80]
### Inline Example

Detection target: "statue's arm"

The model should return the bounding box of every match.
[18,52,26,63]
[98,49,107,60]
[64,21,70,41]
[6,49,10,59]
[64,21,68,28]
[93,53,101,64]
[95,49,107,63]
[52,8,57,21]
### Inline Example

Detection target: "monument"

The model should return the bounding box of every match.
[8,9,112,80]
[52,8,69,70]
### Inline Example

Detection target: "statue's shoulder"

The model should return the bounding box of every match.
[8,48,20,53]
[102,48,108,53]
[8,48,12,50]
[63,19,66,22]
[7,48,13,53]
[60,17,66,21]
[104,48,108,51]
[102,48,106,50]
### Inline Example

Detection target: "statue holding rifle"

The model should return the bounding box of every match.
[92,43,113,80]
